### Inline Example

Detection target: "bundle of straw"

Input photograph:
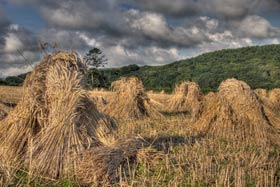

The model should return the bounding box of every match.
[167,81,203,121]
[190,78,280,147]
[0,51,116,179]
[104,77,162,120]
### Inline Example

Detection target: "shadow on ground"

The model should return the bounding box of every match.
[144,134,204,153]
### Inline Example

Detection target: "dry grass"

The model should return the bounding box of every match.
[0,109,7,121]
[147,92,172,112]
[27,54,116,179]
[0,51,118,182]
[114,115,280,187]
[1,64,280,186]
[0,103,12,113]
[88,89,111,110]
[76,137,149,186]
[0,86,22,105]
[254,88,268,98]
[268,88,280,111]
[254,88,280,131]
[167,81,203,121]
[104,77,163,120]
[190,78,280,147]
[0,102,11,121]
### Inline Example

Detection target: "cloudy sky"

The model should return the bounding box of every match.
[0,0,280,77]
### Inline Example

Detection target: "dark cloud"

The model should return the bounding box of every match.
[130,0,280,19]
[205,0,260,19]
[236,15,280,38]
[122,10,211,48]
[0,5,10,48]
[0,0,280,77]
[0,5,40,76]
[39,29,89,51]
[126,0,199,17]
[0,26,40,69]
[8,0,122,31]
[0,6,9,28]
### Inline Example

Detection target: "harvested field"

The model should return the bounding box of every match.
[147,92,172,112]
[0,52,151,185]
[0,86,22,106]
[254,88,268,98]
[1,61,280,186]
[88,89,111,110]
[103,77,163,120]
[2,2,280,185]
[268,88,280,112]
[190,78,280,147]
[167,81,203,121]
[0,109,7,121]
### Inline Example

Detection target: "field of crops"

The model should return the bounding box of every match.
[0,52,279,187]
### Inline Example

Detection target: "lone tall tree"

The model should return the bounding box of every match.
[84,48,108,88]
[83,48,108,68]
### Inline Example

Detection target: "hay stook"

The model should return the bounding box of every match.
[76,136,163,185]
[0,51,117,179]
[76,137,144,185]
[254,88,268,98]
[190,78,280,147]
[255,88,280,131]
[167,81,203,121]
[104,77,162,120]
[268,88,280,112]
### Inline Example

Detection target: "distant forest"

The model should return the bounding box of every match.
[2,44,280,93]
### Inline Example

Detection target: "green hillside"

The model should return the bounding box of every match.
[97,44,280,92]
[2,44,280,93]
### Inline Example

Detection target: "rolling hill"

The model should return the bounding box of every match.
[2,44,280,93]
[98,44,280,92]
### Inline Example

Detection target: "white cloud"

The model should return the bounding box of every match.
[128,10,170,38]
[207,30,233,41]
[238,15,280,38]
[151,47,180,64]
[200,16,219,30]
[105,44,182,67]
[39,29,89,50]
[0,65,33,78]
[8,24,19,31]
[41,6,84,28]
[124,10,215,47]
[194,32,253,55]
[4,33,23,52]
[271,38,280,44]
[78,32,100,47]
[1,50,39,65]
[1,0,280,78]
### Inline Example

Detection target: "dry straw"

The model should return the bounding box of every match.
[254,88,268,98]
[104,77,162,120]
[167,81,203,121]
[76,136,163,186]
[76,137,145,185]
[0,51,117,179]
[0,109,7,121]
[190,78,280,147]
[268,88,280,112]
[255,88,280,131]
[91,95,108,111]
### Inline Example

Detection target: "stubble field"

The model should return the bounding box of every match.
[0,52,279,187]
